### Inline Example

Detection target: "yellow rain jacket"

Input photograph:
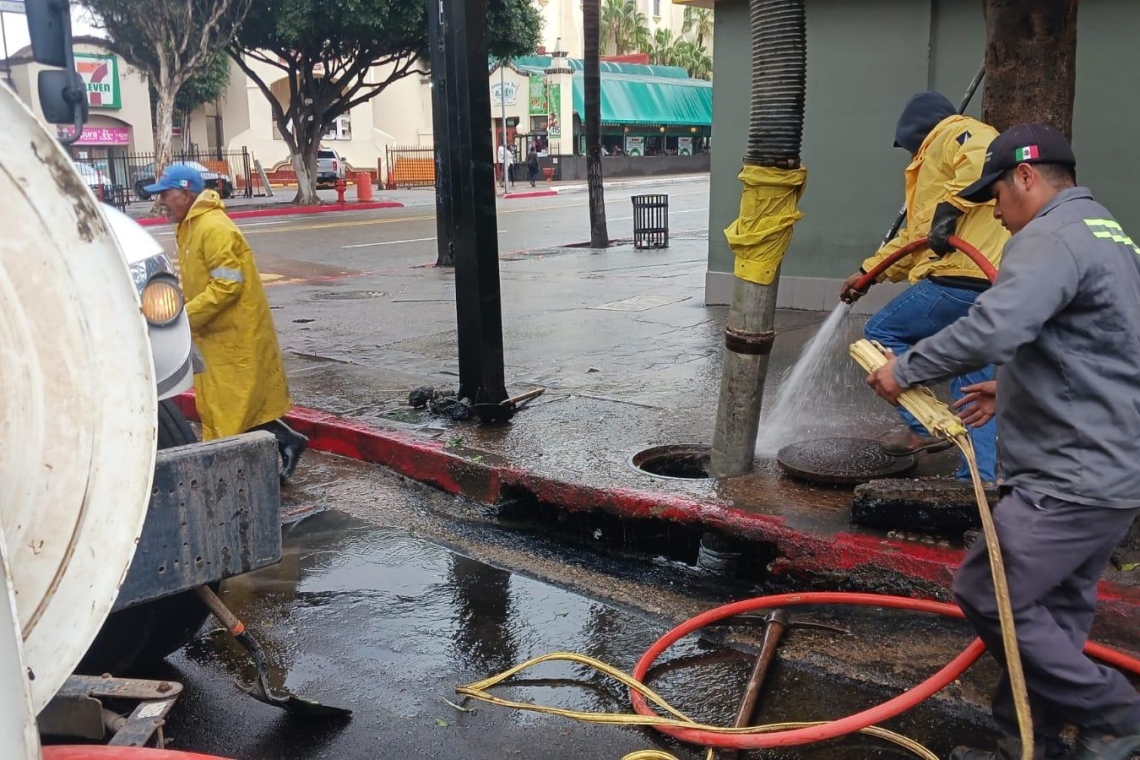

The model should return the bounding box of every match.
[862,115,1009,284]
[176,191,292,439]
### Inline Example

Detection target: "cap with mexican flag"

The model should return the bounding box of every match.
[1014,145,1040,162]
[959,123,1077,203]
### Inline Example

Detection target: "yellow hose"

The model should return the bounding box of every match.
[850,339,1032,760]
[458,650,939,760]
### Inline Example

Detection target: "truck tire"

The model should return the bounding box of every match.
[75,401,216,676]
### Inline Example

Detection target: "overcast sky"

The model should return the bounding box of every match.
[2,6,102,58]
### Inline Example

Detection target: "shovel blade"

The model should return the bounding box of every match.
[240,678,353,718]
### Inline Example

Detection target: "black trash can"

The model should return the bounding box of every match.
[632,194,669,249]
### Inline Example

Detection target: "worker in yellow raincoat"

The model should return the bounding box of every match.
[144,165,307,482]
[838,92,1008,483]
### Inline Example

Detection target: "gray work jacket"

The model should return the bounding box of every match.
[895,186,1140,508]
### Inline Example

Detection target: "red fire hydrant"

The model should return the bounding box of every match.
[335,177,347,203]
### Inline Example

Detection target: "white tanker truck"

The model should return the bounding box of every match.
[0,2,288,757]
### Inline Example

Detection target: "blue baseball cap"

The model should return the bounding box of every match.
[143,163,205,194]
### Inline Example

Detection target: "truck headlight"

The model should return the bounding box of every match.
[141,276,184,325]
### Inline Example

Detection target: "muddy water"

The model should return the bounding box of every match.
[153,510,995,759]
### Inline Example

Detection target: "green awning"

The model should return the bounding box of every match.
[570,72,712,127]
[508,55,691,80]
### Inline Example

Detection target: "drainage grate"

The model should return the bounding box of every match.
[777,437,916,486]
[310,290,389,301]
[630,444,711,479]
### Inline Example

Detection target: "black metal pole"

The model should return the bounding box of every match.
[427,0,508,407]
[429,0,456,268]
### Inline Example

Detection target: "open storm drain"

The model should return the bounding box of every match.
[777,437,917,486]
[631,445,712,480]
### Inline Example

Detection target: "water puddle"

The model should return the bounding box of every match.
[151,510,995,759]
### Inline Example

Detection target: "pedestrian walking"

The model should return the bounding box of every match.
[144,165,307,483]
[497,142,507,187]
[526,146,540,188]
[840,91,1008,483]
[505,144,516,189]
[867,124,1140,760]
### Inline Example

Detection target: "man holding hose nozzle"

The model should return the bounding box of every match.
[868,124,1140,760]
[840,92,1008,483]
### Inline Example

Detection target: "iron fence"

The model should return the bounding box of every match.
[385,145,436,188]
[71,147,259,210]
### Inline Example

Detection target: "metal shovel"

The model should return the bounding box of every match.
[473,388,546,423]
[195,586,352,718]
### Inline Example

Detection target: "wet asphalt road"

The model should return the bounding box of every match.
[144,453,999,760]
[149,180,713,276]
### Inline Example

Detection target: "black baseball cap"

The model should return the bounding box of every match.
[959,123,1077,203]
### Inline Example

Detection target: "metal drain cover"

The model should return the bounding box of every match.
[777,437,916,486]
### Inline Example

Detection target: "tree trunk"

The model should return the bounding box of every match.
[290,120,323,205]
[152,86,177,215]
[290,151,321,205]
[584,0,608,248]
[982,0,1078,138]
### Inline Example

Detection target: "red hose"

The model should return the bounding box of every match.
[630,592,1140,751]
[42,749,233,760]
[854,235,998,293]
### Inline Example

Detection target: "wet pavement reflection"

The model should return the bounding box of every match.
[152,510,995,759]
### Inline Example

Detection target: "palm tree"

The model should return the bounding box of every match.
[600,0,626,55]
[674,40,713,80]
[601,0,650,56]
[649,28,678,66]
[583,0,608,248]
[682,7,714,50]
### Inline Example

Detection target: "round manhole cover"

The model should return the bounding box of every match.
[311,290,389,301]
[777,437,916,486]
[630,444,712,480]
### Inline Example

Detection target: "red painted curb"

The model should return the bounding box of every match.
[172,392,1140,636]
[135,200,404,227]
[502,190,558,199]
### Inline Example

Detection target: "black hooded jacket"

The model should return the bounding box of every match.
[894,92,956,154]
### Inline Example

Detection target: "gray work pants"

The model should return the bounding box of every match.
[953,486,1140,755]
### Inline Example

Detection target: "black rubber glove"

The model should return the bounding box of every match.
[928,202,965,256]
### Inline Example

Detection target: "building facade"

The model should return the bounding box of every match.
[701,0,1140,312]
[6,38,155,180]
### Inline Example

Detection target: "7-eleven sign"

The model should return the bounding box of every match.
[74,53,121,110]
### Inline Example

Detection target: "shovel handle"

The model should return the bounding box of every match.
[505,388,545,406]
[195,585,246,636]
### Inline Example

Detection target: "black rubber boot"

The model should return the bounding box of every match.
[253,419,308,483]
[1069,731,1140,760]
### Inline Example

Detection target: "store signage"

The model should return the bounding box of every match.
[0,1,26,14]
[625,136,645,157]
[57,125,131,145]
[678,137,693,156]
[74,53,121,109]
[491,80,519,106]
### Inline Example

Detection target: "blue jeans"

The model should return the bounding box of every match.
[864,279,997,481]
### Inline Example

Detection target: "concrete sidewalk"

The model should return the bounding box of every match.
[180,232,1140,649]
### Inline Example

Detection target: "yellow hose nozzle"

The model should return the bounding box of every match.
[848,339,968,442]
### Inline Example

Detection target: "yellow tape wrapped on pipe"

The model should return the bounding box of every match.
[723,164,808,286]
